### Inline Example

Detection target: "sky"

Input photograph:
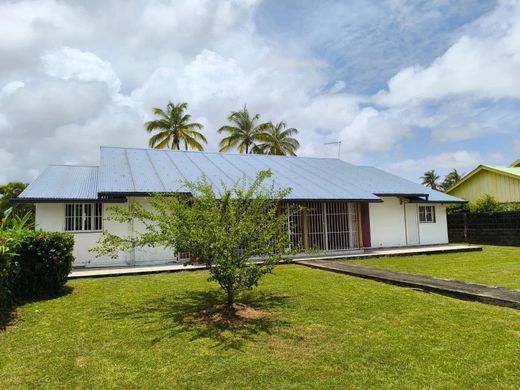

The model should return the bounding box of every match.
[0,0,519,184]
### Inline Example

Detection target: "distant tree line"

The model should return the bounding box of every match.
[145,101,300,156]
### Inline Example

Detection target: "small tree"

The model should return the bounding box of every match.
[93,170,292,305]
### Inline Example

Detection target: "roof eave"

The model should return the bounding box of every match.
[12,197,116,204]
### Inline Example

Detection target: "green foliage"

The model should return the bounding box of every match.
[0,209,35,231]
[469,194,503,213]
[94,169,293,304]
[420,169,441,190]
[218,105,270,154]
[256,121,300,156]
[9,231,75,299]
[0,235,15,310]
[0,182,34,225]
[441,169,463,191]
[145,101,207,151]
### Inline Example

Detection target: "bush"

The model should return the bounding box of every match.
[0,236,14,310]
[10,231,74,299]
[469,195,503,213]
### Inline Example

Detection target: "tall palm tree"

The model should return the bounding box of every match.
[441,169,463,191]
[218,106,269,153]
[421,169,441,190]
[145,102,207,151]
[256,121,300,156]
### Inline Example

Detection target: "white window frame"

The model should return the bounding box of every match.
[418,205,436,223]
[65,203,103,232]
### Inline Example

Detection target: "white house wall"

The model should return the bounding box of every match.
[369,197,407,247]
[36,196,450,267]
[368,197,449,247]
[36,199,176,267]
[417,204,448,245]
[128,197,176,266]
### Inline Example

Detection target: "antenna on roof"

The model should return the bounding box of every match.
[324,141,341,159]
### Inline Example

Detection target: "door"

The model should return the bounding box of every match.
[404,204,419,245]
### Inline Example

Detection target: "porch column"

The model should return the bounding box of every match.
[302,207,309,250]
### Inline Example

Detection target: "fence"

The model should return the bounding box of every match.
[447,211,520,246]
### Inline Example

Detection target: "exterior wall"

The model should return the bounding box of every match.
[36,196,450,267]
[417,203,448,245]
[128,197,176,265]
[36,199,177,268]
[447,170,520,203]
[368,197,448,247]
[369,197,407,247]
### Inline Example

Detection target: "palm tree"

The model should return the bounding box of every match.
[218,106,269,153]
[421,169,441,190]
[256,121,300,156]
[145,102,207,151]
[441,169,463,191]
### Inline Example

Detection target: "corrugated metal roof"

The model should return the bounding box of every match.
[485,165,520,178]
[18,165,98,200]
[356,166,464,202]
[97,147,381,201]
[17,147,465,203]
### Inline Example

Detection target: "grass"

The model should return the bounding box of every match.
[344,245,520,289]
[1,265,519,388]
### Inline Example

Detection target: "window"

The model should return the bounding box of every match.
[418,205,435,223]
[65,203,103,231]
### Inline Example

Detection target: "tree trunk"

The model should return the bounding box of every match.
[226,287,234,305]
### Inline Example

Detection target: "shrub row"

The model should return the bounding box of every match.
[0,230,74,310]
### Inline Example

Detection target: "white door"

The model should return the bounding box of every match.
[405,204,419,245]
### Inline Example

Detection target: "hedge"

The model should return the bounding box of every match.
[0,236,14,310]
[0,230,74,305]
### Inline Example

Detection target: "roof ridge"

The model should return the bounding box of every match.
[48,164,99,168]
[99,145,348,162]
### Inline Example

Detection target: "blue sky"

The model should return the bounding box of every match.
[0,0,518,184]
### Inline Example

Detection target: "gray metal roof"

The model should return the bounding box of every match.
[17,146,465,203]
[355,166,464,203]
[97,147,381,201]
[18,165,98,201]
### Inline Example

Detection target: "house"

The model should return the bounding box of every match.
[446,160,520,203]
[15,146,464,267]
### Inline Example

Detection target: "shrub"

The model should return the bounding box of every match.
[11,231,74,299]
[0,236,14,310]
[469,194,504,213]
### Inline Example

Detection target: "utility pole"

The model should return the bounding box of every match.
[324,141,341,159]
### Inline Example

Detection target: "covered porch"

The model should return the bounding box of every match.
[281,201,371,252]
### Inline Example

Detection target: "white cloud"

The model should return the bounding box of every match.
[0,0,518,184]
[386,150,483,181]
[0,81,25,100]
[41,47,122,94]
[375,2,520,106]
[0,149,15,183]
[338,107,411,162]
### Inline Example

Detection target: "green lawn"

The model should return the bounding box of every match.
[345,245,520,289]
[1,265,519,389]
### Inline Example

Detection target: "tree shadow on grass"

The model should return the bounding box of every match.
[0,307,17,331]
[102,289,291,350]
[1,286,74,332]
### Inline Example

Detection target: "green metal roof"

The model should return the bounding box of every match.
[483,165,520,178]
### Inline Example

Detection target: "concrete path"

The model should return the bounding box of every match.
[297,260,520,310]
[298,244,481,262]
[69,263,206,279]
[69,244,481,279]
